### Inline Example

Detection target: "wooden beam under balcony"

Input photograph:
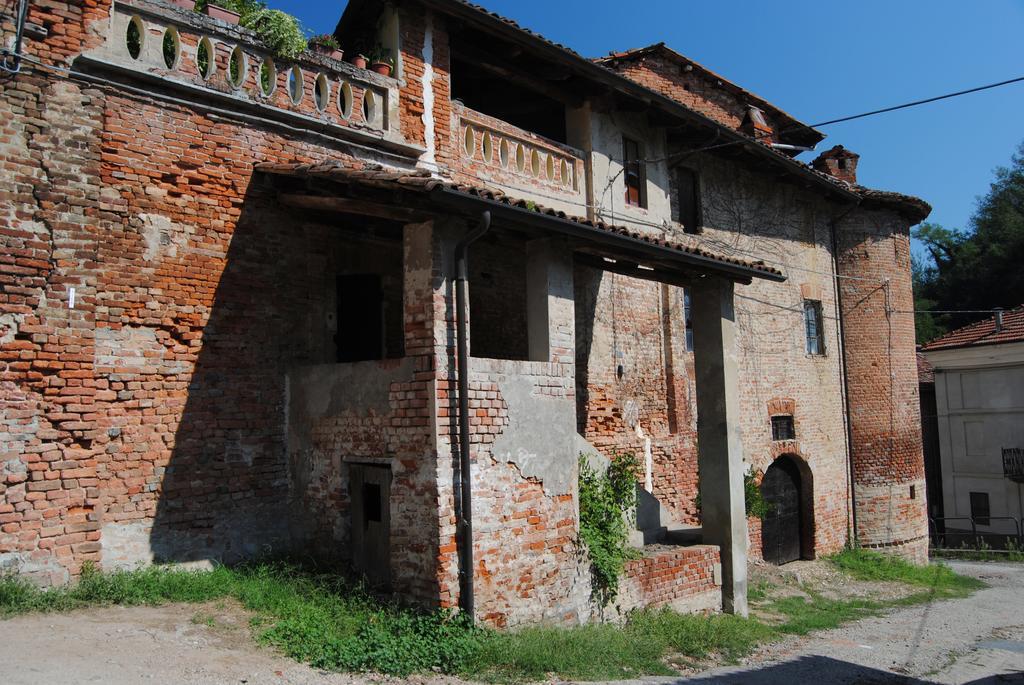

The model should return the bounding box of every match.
[278,193,432,223]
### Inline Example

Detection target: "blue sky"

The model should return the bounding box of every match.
[273,0,1024,260]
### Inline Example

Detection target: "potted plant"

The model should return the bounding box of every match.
[308,34,344,62]
[351,53,368,69]
[368,46,393,77]
[203,3,240,24]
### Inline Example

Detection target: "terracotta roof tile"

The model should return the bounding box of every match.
[255,161,783,279]
[920,306,1024,351]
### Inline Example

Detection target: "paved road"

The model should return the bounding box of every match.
[661,560,1024,684]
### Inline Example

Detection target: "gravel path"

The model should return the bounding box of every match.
[2,560,1022,684]
[668,560,1024,684]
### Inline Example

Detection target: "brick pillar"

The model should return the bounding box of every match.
[526,238,574,364]
[691,277,748,616]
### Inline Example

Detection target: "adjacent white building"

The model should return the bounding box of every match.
[923,307,1024,542]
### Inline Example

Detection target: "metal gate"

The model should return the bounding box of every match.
[761,457,802,565]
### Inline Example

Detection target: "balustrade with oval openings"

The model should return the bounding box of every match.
[90,5,397,138]
[499,138,510,168]
[338,80,354,119]
[227,45,247,90]
[481,131,493,164]
[162,27,180,69]
[258,56,276,97]
[287,65,304,105]
[196,36,214,80]
[314,73,331,112]
[125,15,144,60]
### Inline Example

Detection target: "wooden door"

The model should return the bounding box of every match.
[761,458,802,565]
[349,464,391,588]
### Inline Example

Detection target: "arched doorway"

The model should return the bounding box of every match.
[761,456,806,565]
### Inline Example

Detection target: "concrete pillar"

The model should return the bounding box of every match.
[691,277,749,616]
[526,238,574,364]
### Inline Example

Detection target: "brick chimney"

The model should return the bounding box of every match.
[812,145,860,185]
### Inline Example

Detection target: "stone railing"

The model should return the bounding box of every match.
[452,102,586,213]
[78,0,414,153]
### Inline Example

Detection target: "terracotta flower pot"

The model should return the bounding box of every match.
[351,54,367,69]
[170,0,196,9]
[204,4,240,24]
[371,61,392,77]
[312,46,344,62]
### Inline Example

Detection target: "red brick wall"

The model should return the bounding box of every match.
[603,54,780,140]
[0,0,445,590]
[837,210,929,562]
[617,544,721,615]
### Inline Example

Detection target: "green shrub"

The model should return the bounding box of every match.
[578,451,641,605]
[195,0,307,59]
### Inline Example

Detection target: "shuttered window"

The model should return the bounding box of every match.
[623,136,645,207]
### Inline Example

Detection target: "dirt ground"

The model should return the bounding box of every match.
[3,560,1023,684]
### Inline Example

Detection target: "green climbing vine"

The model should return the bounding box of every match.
[578,452,641,606]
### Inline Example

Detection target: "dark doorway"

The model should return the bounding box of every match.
[761,457,803,565]
[336,274,383,362]
[349,463,391,588]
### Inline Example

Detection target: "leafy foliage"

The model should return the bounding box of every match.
[914,140,1024,341]
[578,452,641,605]
[743,468,772,519]
[693,467,773,519]
[195,0,307,59]
[307,33,341,51]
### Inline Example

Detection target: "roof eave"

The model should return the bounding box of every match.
[429,185,786,284]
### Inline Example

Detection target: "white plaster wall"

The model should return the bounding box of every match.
[588,110,672,233]
[930,351,1024,538]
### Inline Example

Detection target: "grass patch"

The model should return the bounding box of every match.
[469,610,773,682]
[767,593,883,635]
[829,548,984,598]
[0,550,986,681]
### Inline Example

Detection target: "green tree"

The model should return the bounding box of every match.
[913,141,1024,341]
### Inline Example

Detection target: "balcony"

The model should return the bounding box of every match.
[451,102,586,215]
[78,0,414,154]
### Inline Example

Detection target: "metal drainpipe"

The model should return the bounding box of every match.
[454,210,490,621]
[829,200,862,545]
[1,0,30,73]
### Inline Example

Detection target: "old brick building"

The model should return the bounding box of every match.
[0,0,930,626]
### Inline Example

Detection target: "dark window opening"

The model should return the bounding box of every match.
[337,274,392,362]
[910,485,916,500]
[838,158,849,170]
[683,288,694,352]
[623,136,645,207]
[362,482,382,526]
[804,300,825,355]
[771,415,796,441]
[676,167,702,234]
[450,50,567,143]
[469,232,530,360]
[970,491,990,526]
